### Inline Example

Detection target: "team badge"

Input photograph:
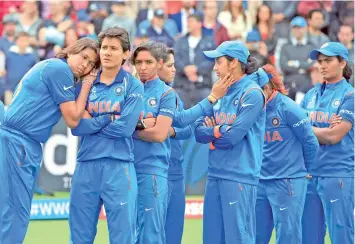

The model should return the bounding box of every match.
[115,86,124,96]
[148,98,157,107]
[271,117,280,127]
[332,99,340,108]
[89,86,97,100]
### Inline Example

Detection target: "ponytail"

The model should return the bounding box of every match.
[241,56,259,75]
[336,56,353,82]
[263,64,289,95]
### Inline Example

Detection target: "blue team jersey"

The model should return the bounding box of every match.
[0,101,4,127]
[261,92,319,180]
[168,93,195,180]
[3,58,76,143]
[195,75,266,185]
[301,79,354,177]
[73,68,144,162]
[133,77,177,178]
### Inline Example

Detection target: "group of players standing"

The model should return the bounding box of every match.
[0,25,353,244]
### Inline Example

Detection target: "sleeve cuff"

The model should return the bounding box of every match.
[214,125,222,138]
[209,141,216,150]
[199,98,213,113]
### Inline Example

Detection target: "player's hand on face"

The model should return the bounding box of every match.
[82,68,98,87]
[203,116,216,127]
[210,73,235,99]
[144,118,156,128]
[330,115,342,129]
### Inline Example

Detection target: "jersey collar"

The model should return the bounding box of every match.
[315,78,346,91]
[93,67,127,85]
[228,74,249,91]
[143,76,161,88]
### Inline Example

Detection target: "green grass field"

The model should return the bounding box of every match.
[24,192,330,244]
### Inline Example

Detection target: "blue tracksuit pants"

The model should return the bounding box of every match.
[136,173,168,244]
[0,128,42,244]
[203,178,257,244]
[302,177,354,244]
[255,178,307,244]
[69,159,138,244]
[165,179,185,244]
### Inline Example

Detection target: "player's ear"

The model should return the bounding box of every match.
[157,58,163,69]
[123,50,130,60]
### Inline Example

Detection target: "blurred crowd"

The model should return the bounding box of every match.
[0,0,353,107]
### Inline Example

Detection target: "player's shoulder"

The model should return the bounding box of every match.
[124,72,143,90]
[162,82,176,98]
[281,95,305,116]
[43,58,71,73]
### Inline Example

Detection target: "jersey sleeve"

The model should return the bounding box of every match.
[159,88,177,119]
[213,89,265,149]
[338,91,355,126]
[42,60,76,105]
[71,115,112,136]
[174,125,194,140]
[285,105,319,170]
[173,97,213,128]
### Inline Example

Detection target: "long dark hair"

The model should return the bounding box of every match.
[55,37,100,68]
[337,56,353,82]
[224,55,259,75]
[255,5,274,40]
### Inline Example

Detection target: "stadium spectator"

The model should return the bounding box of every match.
[87,1,110,35]
[4,32,37,105]
[102,0,136,41]
[174,13,215,109]
[280,16,315,100]
[169,0,196,36]
[253,4,277,62]
[217,0,252,41]
[75,9,97,40]
[246,30,270,67]
[297,0,331,25]
[264,1,298,39]
[337,24,354,84]
[37,1,73,59]
[0,14,17,54]
[202,0,230,46]
[142,9,175,48]
[307,9,330,47]
[328,1,354,41]
[15,0,42,47]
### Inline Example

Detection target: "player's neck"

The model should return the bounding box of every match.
[325,76,344,84]
[100,65,122,85]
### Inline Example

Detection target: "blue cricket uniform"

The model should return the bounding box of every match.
[301,79,354,244]
[195,75,266,244]
[255,91,319,244]
[69,68,144,244]
[0,58,77,243]
[133,77,177,244]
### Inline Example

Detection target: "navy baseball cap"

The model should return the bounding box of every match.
[154,9,165,18]
[203,41,250,64]
[309,42,349,62]
[291,16,307,28]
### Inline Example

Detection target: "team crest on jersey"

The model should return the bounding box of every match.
[307,96,315,109]
[148,98,157,107]
[271,117,280,127]
[89,86,97,100]
[332,99,340,108]
[114,86,124,96]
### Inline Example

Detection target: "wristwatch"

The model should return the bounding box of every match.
[136,119,147,130]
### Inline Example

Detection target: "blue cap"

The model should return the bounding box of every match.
[248,68,271,88]
[291,16,307,28]
[203,41,250,64]
[2,14,18,24]
[309,42,349,62]
[246,30,261,42]
[77,9,91,22]
[154,9,165,18]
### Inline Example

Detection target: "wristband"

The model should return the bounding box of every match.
[170,128,176,138]
[136,119,147,130]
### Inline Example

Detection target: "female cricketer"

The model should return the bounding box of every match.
[253,64,319,244]
[195,41,266,244]
[69,27,144,244]
[0,37,99,243]
[301,42,354,244]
